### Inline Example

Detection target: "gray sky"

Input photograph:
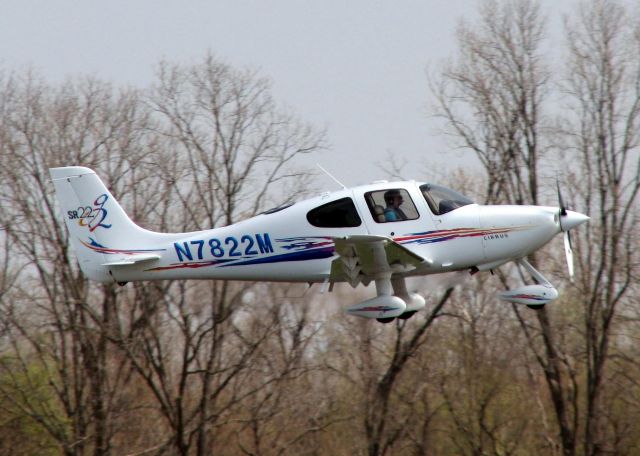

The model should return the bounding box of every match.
[0,0,583,189]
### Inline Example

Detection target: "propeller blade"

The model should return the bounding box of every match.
[557,180,567,221]
[564,231,574,282]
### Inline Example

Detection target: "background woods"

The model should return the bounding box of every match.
[0,1,639,455]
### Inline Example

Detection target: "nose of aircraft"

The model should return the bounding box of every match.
[561,210,590,231]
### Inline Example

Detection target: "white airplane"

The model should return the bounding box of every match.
[50,166,589,323]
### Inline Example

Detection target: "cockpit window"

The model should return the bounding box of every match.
[420,184,473,215]
[306,197,362,228]
[365,189,419,223]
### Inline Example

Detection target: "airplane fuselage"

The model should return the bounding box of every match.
[82,180,561,284]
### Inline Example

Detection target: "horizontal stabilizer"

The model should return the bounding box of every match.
[102,254,161,267]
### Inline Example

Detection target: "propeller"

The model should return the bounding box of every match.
[557,181,574,282]
[563,230,574,280]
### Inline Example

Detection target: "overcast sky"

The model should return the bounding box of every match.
[0,0,617,190]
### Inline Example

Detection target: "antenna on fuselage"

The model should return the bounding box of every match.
[316,164,347,189]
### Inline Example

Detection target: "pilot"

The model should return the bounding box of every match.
[383,189,407,221]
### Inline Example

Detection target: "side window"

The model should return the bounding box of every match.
[306,197,362,228]
[364,189,419,223]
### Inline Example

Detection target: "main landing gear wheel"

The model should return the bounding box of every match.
[527,304,545,310]
[398,311,417,320]
[376,317,396,324]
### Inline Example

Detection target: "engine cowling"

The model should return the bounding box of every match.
[498,285,558,306]
[346,295,407,319]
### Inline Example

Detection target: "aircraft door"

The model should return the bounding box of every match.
[352,185,437,237]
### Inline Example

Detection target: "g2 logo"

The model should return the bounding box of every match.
[67,194,112,232]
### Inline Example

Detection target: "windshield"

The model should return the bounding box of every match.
[420,184,474,215]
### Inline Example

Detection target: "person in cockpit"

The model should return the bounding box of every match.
[383,189,407,221]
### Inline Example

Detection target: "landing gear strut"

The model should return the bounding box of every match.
[498,259,558,308]
[343,240,426,323]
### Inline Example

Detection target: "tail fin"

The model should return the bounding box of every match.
[50,166,165,282]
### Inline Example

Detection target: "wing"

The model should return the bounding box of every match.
[329,235,430,287]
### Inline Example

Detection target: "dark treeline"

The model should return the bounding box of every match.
[0,1,639,455]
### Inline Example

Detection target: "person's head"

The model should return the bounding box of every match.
[384,189,403,207]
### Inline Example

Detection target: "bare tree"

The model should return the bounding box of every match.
[0,54,324,456]
[0,72,154,455]
[561,1,640,453]
[323,285,454,456]
[104,53,325,455]
[147,53,323,230]
[223,284,349,456]
[431,0,549,206]
[436,276,531,456]
[430,2,582,454]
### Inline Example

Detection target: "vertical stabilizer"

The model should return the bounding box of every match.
[50,166,165,282]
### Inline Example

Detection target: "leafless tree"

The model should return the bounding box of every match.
[0,72,154,455]
[323,285,454,456]
[430,2,582,455]
[103,53,325,455]
[147,53,324,230]
[435,276,531,456]
[431,0,549,206]
[561,1,640,453]
[0,54,325,456]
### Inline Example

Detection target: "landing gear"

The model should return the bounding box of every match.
[391,278,425,313]
[117,281,128,286]
[342,241,426,323]
[497,259,559,308]
[372,279,424,323]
